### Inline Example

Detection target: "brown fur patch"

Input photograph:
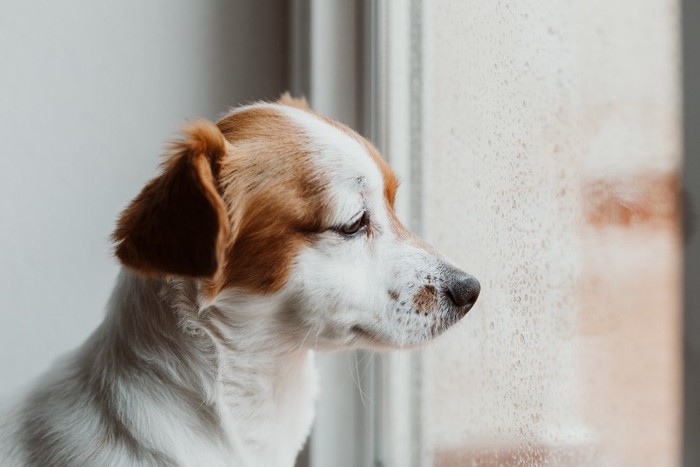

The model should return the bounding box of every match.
[212,106,330,294]
[413,284,438,315]
[113,121,230,278]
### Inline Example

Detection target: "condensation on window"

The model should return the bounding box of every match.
[420,0,682,466]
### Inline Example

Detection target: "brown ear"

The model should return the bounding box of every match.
[278,91,310,110]
[113,120,230,278]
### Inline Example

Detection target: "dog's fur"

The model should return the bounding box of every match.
[0,95,479,467]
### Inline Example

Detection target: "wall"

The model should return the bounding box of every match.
[0,0,289,397]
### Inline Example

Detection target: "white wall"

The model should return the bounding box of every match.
[0,0,289,396]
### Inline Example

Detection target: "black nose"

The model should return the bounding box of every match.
[444,272,481,310]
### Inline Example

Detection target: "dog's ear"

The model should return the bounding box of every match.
[278,91,310,110]
[113,120,230,278]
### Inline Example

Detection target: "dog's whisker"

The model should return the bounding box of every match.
[297,327,314,353]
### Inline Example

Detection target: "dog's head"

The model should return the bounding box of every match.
[113,95,479,349]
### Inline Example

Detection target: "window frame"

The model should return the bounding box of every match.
[291,1,425,466]
[682,0,700,464]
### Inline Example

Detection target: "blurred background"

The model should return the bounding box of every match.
[0,1,698,466]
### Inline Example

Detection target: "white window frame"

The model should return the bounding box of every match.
[291,1,424,466]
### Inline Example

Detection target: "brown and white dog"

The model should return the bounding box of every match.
[0,95,479,466]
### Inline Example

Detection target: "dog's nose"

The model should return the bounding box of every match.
[444,271,480,310]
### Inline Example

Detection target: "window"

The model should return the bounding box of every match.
[419,0,682,465]
[296,1,684,465]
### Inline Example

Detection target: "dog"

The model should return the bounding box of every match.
[0,94,480,467]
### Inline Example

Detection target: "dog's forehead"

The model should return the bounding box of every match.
[280,107,382,186]
[217,103,397,223]
[277,105,387,219]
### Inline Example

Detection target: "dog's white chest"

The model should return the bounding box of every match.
[216,351,318,467]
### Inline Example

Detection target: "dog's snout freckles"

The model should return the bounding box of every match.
[413,284,438,315]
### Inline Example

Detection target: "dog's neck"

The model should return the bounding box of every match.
[91,269,317,465]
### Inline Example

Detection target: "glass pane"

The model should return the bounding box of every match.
[420,0,682,465]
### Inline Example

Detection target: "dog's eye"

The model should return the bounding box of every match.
[337,212,368,236]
